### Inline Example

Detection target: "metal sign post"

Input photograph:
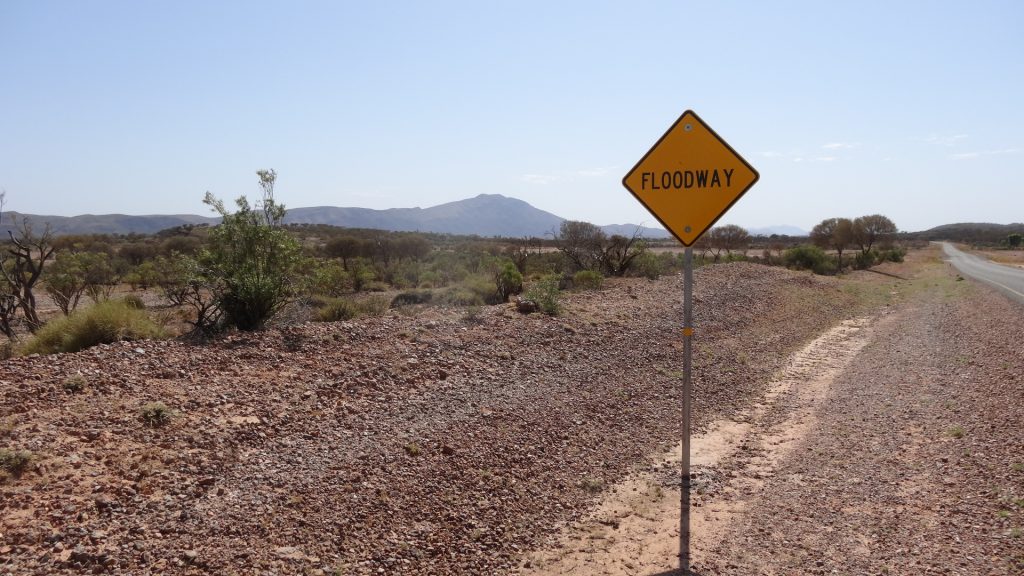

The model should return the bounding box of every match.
[681,246,693,569]
[621,109,758,573]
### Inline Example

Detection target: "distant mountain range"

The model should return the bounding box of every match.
[14,195,1017,243]
[1,194,674,239]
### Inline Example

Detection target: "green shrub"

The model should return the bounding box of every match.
[317,298,360,322]
[0,448,32,477]
[201,170,301,331]
[121,294,146,310]
[360,295,390,317]
[462,274,502,305]
[783,245,834,275]
[523,274,562,315]
[572,269,604,290]
[632,251,663,280]
[308,260,352,297]
[877,247,905,263]
[316,296,390,322]
[436,287,483,307]
[140,402,173,427]
[495,261,524,302]
[20,300,167,355]
[390,290,433,308]
[853,250,878,270]
[348,258,377,292]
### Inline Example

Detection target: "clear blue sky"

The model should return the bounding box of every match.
[2,1,1022,232]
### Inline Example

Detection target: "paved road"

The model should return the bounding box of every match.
[939,241,1024,304]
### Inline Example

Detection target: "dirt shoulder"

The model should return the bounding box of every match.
[519,248,1024,575]
[1,263,858,575]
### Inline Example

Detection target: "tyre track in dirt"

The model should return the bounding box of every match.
[517,317,875,575]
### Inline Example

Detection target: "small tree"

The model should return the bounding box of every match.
[201,170,300,331]
[556,220,606,271]
[155,253,222,336]
[44,253,91,315]
[707,224,751,260]
[810,218,853,270]
[852,215,897,255]
[325,236,362,270]
[0,194,55,333]
[600,232,647,277]
[1007,233,1022,249]
[495,261,523,302]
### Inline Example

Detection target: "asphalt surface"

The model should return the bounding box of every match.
[940,242,1024,304]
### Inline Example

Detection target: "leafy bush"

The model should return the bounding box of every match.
[572,269,604,290]
[631,252,663,280]
[20,300,167,355]
[877,247,906,263]
[783,245,834,275]
[201,170,301,331]
[348,258,376,292]
[523,274,562,315]
[124,261,160,290]
[308,260,352,297]
[495,261,523,302]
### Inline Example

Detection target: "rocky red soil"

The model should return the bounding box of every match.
[517,249,1024,576]
[1,263,858,575]
[697,253,1024,575]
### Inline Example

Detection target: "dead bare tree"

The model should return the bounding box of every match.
[599,229,647,277]
[0,194,56,334]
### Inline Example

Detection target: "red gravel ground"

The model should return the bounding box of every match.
[1,263,859,575]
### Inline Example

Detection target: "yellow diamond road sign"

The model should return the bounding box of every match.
[622,110,759,246]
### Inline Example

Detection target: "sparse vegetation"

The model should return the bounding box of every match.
[0,448,33,477]
[783,245,833,275]
[316,296,389,322]
[121,293,146,309]
[20,300,166,355]
[140,402,174,427]
[62,374,87,393]
[572,269,604,291]
[580,477,604,494]
[522,274,562,315]
[948,425,965,439]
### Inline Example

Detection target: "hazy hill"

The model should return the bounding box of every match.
[749,225,808,237]
[913,222,1024,244]
[1,194,672,239]
[0,211,218,237]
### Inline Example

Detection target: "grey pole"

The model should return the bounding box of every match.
[681,246,693,572]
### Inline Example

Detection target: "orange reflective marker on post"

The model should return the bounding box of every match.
[622,110,759,246]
